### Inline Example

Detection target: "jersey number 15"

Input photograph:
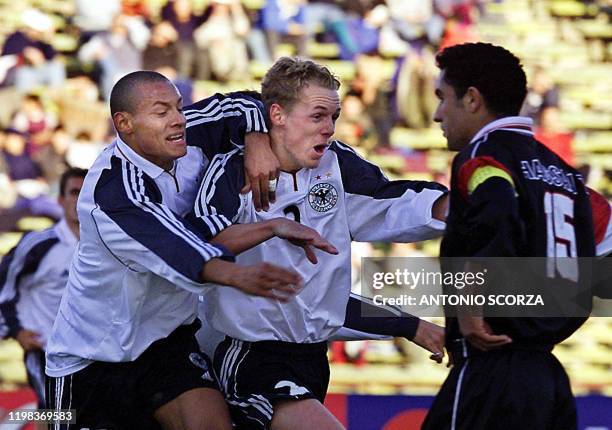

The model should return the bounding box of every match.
[544,191,577,282]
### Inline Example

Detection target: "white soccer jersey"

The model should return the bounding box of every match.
[193,141,447,343]
[0,219,76,346]
[46,93,267,377]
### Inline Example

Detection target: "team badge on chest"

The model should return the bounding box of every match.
[308,183,338,212]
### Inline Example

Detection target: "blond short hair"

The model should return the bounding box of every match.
[261,57,340,112]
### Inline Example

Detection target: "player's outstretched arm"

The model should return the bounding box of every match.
[211,218,338,263]
[201,258,302,302]
[343,293,445,362]
[331,141,448,243]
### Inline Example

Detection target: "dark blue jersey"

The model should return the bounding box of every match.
[441,117,600,346]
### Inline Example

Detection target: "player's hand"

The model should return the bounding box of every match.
[270,218,338,264]
[411,319,445,363]
[229,262,303,302]
[431,193,449,221]
[242,132,280,212]
[458,315,512,351]
[16,329,43,351]
[203,258,303,302]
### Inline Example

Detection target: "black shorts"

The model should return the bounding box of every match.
[422,339,577,430]
[46,320,218,430]
[25,349,46,408]
[214,337,329,430]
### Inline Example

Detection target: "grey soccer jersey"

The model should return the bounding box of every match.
[192,141,447,343]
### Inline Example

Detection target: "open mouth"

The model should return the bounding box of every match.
[313,144,328,155]
[167,133,185,144]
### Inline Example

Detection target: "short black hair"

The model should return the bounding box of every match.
[109,71,171,116]
[436,43,527,117]
[59,167,88,196]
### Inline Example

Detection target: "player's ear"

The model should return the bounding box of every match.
[464,87,484,114]
[113,111,133,135]
[269,103,286,126]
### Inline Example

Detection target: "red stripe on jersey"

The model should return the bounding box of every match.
[457,156,514,200]
[589,188,611,245]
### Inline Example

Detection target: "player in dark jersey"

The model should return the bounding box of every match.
[422,42,611,430]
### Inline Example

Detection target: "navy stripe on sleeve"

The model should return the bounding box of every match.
[330,141,447,198]
[94,156,232,283]
[185,94,268,161]
[345,292,420,340]
[192,149,244,238]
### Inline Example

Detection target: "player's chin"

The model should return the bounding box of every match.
[171,145,187,158]
[304,158,322,169]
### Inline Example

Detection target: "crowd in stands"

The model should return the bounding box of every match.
[0,0,610,392]
[0,0,610,227]
[0,0,488,228]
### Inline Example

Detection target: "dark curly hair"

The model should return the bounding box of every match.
[436,43,527,117]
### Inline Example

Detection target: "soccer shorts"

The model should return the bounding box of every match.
[422,339,577,430]
[46,320,219,430]
[214,337,329,430]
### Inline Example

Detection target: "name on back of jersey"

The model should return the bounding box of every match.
[521,159,584,195]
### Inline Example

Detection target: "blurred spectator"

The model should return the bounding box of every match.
[194,0,251,82]
[155,65,194,105]
[122,0,149,18]
[261,0,308,57]
[304,1,355,59]
[438,18,479,51]
[535,106,575,166]
[10,94,58,157]
[393,47,437,129]
[161,0,208,79]
[78,14,142,99]
[2,128,42,183]
[65,131,105,169]
[521,65,560,125]
[436,0,480,51]
[385,0,446,48]
[143,22,179,72]
[245,6,274,64]
[119,0,153,50]
[34,125,70,189]
[1,127,61,219]
[62,74,100,102]
[0,129,18,209]
[350,55,394,148]
[304,0,382,60]
[334,90,376,151]
[73,0,121,42]
[1,9,66,93]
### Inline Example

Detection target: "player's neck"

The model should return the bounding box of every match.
[270,133,301,173]
[68,220,80,240]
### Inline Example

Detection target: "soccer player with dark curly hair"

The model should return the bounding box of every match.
[422,42,611,430]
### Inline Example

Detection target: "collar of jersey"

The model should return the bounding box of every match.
[55,218,78,245]
[114,136,169,179]
[470,116,534,145]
